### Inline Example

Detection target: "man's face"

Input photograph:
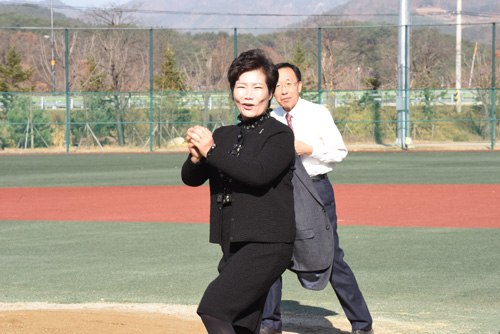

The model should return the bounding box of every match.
[274,67,302,112]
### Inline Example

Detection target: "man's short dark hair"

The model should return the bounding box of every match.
[276,62,302,82]
[227,49,279,96]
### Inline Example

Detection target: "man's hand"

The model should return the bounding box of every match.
[294,140,313,156]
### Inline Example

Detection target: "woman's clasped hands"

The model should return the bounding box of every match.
[186,125,214,163]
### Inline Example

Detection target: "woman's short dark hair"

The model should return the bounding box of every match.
[227,49,278,96]
[276,62,302,82]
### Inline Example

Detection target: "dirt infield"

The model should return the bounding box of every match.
[1,184,499,333]
[0,304,206,334]
[0,303,415,334]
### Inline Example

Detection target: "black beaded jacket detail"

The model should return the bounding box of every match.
[181,117,296,244]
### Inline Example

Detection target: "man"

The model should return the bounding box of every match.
[260,63,374,334]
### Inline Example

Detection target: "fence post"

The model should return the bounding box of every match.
[234,28,237,59]
[65,28,70,153]
[233,28,238,123]
[149,28,154,152]
[491,22,496,150]
[318,27,322,105]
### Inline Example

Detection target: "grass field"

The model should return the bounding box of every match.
[1,151,500,333]
[2,151,500,187]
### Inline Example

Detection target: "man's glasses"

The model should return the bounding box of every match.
[275,81,299,91]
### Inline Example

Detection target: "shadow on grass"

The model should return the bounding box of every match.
[281,300,350,334]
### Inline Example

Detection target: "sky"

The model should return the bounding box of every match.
[0,0,130,8]
[58,0,129,7]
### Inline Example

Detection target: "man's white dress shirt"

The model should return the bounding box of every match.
[272,98,348,177]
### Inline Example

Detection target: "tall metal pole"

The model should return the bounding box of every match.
[149,29,154,152]
[50,0,55,93]
[318,27,322,105]
[491,23,496,150]
[234,28,237,59]
[64,29,69,153]
[396,0,411,149]
[456,0,462,112]
[234,28,238,122]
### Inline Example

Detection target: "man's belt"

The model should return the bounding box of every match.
[310,173,327,182]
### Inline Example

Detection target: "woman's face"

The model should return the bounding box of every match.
[233,69,272,121]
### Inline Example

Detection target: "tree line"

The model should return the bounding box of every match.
[1,3,498,94]
[0,3,498,149]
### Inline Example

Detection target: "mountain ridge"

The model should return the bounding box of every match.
[1,0,498,29]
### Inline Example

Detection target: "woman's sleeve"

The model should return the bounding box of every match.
[181,155,209,187]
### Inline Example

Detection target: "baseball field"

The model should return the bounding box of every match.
[1,151,499,334]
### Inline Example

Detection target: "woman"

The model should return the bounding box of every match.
[181,49,296,334]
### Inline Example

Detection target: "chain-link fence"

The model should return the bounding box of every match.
[0,23,498,152]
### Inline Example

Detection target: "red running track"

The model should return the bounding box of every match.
[0,185,499,228]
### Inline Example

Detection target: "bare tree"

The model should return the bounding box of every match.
[411,27,455,89]
[321,39,349,90]
[35,34,54,92]
[183,37,232,92]
[273,33,296,64]
[469,46,500,139]
[81,3,148,146]
[32,28,81,92]
[83,2,142,26]
[181,37,233,127]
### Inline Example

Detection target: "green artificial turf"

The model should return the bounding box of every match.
[1,151,499,188]
[332,151,500,184]
[1,151,499,333]
[0,221,217,304]
[1,221,498,333]
[0,153,185,187]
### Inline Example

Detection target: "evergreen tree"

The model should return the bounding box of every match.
[0,47,50,148]
[153,45,191,138]
[0,45,35,119]
[289,38,314,90]
[0,45,34,92]
[72,56,114,145]
[6,96,52,148]
[154,45,186,91]
[359,76,383,144]
[79,56,109,92]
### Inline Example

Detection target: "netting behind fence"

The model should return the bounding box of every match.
[0,23,498,151]
[0,89,498,152]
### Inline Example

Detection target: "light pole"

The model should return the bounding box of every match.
[50,0,55,93]
[395,0,411,149]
